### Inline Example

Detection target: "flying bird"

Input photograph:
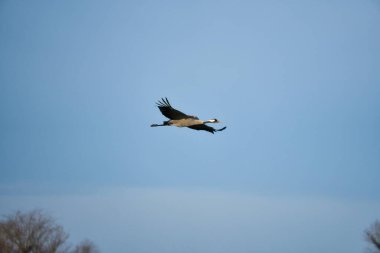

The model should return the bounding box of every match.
[151,98,227,134]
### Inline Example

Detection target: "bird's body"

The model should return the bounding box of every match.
[168,118,204,127]
[151,98,226,134]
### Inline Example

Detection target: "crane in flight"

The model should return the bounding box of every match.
[151,98,227,134]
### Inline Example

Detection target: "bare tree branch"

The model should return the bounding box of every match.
[0,210,100,253]
[0,210,68,253]
[365,220,380,252]
[71,239,100,253]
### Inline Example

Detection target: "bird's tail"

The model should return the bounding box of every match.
[216,126,227,132]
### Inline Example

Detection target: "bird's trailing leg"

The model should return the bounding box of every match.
[150,121,170,127]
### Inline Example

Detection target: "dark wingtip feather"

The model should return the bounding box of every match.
[156,98,168,107]
[165,97,171,107]
[155,97,172,108]
[160,98,168,107]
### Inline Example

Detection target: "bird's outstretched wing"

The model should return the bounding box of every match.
[156,98,197,120]
[187,124,227,134]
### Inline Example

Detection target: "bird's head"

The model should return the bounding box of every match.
[208,118,220,123]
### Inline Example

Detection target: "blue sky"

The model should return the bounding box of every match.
[1,0,380,252]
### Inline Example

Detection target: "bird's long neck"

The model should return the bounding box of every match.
[205,119,216,123]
